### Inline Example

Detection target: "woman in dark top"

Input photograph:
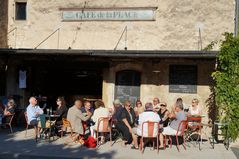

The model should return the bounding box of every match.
[116,100,136,145]
[158,102,170,127]
[55,97,68,126]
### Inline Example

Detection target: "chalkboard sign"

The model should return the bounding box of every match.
[169,65,197,93]
[115,70,140,105]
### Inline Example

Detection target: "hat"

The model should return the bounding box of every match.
[113,99,121,105]
[160,102,167,107]
[145,102,153,111]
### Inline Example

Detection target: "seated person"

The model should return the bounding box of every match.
[132,102,160,149]
[67,99,92,140]
[115,100,136,145]
[90,100,110,143]
[2,99,15,124]
[112,99,123,122]
[55,97,68,126]
[134,99,144,117]
[158,102,170,127]
[81,101,94,132]
[26,97,44,140]
[188,98,202,116]
[159,102,186,149]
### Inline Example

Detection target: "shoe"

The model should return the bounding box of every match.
[131,145,139,150]
[159,147,164,150]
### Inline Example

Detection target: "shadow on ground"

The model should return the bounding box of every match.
[231,147,239,159]
[0,127,116,159]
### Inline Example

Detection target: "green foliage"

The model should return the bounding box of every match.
[212,32,239,141]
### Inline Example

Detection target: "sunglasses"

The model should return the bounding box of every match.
[160,105,166,107]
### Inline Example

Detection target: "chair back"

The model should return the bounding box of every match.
[97,117,110,132]
[24,112,28,123]
[62,118,73,134]
[176,120,188,136]
[142,121,159,138]
[39,114,46,129]
[187,116,202,129]
[7,113,15,124]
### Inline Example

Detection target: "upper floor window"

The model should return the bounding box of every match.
[15,2,27,20]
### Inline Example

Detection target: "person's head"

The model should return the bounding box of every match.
[95,100,105,109]
[176,98,183,103]
[113,99,122,108]
[153,97,160,106]
[124,100,131,111]
[145,102,153,111]
[135,99,142,107]
[175,102,184,112]
[7,99,15,108]
[56,96,65,107]
[84,100,91,110]
[192,98,199,107]
[160,102,167,111]
[29,97,37,106]
[74,99,82,109]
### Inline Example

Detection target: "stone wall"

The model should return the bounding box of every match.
[102,59,215,121]
[7,0,235,50]
[0,0,8,48]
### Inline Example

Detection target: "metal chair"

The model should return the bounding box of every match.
[62,118,79,145]
[186,116,202,150]
[140,121,160,154]
[2,113,15,133]
[165,120,188,152]
[95,117,112,147]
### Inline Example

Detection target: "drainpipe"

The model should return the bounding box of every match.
[235,0,239,36]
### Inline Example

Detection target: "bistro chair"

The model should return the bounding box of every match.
[111,119,124,146]
[62,118,79,145]
[95,117,112,147]
[165,120,188,152]
[140,121,160,154]
[186,116,202,150]
[2,113,15,133]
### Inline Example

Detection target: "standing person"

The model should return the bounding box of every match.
[188,98,202,116]
[159,102,186,148]
[26,97,43,141]
[134,99,144,117]
[67,99,92,139]
[152,97,160,111]
[158,102,170,127]
[115,100,136,145]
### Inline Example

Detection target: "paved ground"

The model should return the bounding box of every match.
[0,127,238,159]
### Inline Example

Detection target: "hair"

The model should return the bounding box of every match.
[145,102,153,110]
[124,100,131,107]
[74,99,82,105]
[192,98,199,104]
[29,96,36,103]
[57,96,66,106]
[153,97,160,103]
[176,98,183,102]
[175,102,184,110]
[94,100,105,109]
[135,99,142,107]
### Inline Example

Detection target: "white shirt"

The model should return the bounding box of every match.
[91,107,110,130]
[137,111,161,137]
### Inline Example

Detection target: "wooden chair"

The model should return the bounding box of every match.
[140,121,160,154]
[95,117,112,147]
[3,113,15,133]
[165,120,188,152]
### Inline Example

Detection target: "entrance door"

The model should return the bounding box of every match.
[115,70,141,105]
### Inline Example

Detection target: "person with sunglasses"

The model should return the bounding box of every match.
[158,102,170,127]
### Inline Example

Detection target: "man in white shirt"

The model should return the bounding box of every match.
[26,97,43,141]
[131,102,160,149]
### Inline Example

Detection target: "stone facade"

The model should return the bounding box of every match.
[5,0,235,50]
[0,0,8,48]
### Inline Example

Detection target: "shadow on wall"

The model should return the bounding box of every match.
[0,129,116,159]
[205,85,218,124]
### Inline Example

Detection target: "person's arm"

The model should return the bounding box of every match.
[162,111,170,121]
[122,118,132,133]
[76,110,91,121]
[37,106,43,115]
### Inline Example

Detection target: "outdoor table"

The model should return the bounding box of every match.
[45,114,60,142]
[211,120,230,150]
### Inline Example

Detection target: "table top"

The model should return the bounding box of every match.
[214,121,229,126]
[45,114,60,118]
